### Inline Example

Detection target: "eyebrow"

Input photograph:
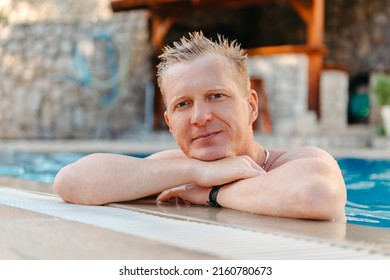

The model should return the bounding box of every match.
[168,85,231,103]
[206,85,229,91]
[168,95,187,110]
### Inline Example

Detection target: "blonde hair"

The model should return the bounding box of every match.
[157,31,250,96]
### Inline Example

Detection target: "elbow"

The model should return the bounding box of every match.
[297,156,347,221]
[53,163,100,205]
[53,164,80,204]
[300,179,346,221]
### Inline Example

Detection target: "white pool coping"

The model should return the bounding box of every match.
[2,186,387,260]
[0,177,389,260]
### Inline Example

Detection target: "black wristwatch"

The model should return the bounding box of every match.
[207,185,225,208]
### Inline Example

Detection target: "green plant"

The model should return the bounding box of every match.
[377,123,386,136]
[372,75,390,106]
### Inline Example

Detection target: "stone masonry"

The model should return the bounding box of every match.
[0,1,151,139]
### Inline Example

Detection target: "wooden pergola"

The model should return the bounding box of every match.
[111,0,326,129]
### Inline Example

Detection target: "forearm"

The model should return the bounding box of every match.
[53,153,196,205]
[217,159,346,221]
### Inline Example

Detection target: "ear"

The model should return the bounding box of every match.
[248,89,259,125]
[164,111,173,133]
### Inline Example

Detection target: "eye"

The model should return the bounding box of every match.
[209,93,225,99]
[175,100,191,109]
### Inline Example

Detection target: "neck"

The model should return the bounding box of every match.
[242,142,266,167]
[257,144,268,168]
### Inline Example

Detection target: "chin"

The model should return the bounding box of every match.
[189,148,231,162]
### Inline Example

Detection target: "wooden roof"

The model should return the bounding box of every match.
[110,0,326,127]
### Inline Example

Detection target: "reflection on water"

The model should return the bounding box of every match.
[0,151,389,228]
[338,158,390,228]
[0,150,85,183]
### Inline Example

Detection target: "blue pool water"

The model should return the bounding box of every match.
[337,158,390,228]
[0,151,389,228]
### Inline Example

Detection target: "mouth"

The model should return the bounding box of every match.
[192,131,222,142]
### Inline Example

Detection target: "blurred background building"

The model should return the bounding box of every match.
[1,0,390,148]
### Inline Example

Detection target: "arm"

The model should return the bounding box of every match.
[158,146,347,221]
[53,150,262,205]
[219,147,346,221]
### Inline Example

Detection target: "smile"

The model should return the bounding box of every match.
[193,131,221,142]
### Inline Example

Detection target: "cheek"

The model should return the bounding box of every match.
[228,104,251,124]
[168,114,189,135]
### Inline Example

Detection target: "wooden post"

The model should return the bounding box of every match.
[307,0,324,118]
[251,77,272,133]
[150,14,175,129]
[290,0,325,118]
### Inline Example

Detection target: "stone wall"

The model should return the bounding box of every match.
[325,0,390,75]
[320,70,349,133]
[2,0,390,139]
[247,56,350,137]
[0,0,113,23]
[247,54,318,135]
[0,1,151,139]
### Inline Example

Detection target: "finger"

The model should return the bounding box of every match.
[156,190,173,202]
[174,197,191,208]
[238,162,265,177]
[183,199,192,206]
[240,168,265,179]
[242,156,265,171]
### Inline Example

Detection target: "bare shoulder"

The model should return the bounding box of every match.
[146,149,187,160]
[268,146,337,170]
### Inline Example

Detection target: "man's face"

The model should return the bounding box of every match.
[162,54,258,161]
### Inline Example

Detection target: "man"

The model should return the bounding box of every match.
[54,32,346,221]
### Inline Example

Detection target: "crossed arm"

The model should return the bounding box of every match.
[53,146,346,221]
[53,151,262,205]
[156,146,346,221]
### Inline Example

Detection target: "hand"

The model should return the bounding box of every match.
[193,155,265,187]
[156,184,210,206]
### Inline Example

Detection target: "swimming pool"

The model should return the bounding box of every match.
[338,158,390,228]
[0,151,389,228]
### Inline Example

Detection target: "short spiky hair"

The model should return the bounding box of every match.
[157,31,250,96]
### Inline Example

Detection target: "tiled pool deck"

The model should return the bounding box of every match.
[0,137,390,259]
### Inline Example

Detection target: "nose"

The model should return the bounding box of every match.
[190,102,212,126]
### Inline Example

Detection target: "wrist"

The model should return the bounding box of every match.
[207,184,225,207]
[183,158,200,184]
[191,159,205,185]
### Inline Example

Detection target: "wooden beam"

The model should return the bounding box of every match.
[111,0,152,12]
[151,14,176,52]
[289,0,311,23]
[111,0,289,13]
[307,0,324,46]
[247,44,327,56]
